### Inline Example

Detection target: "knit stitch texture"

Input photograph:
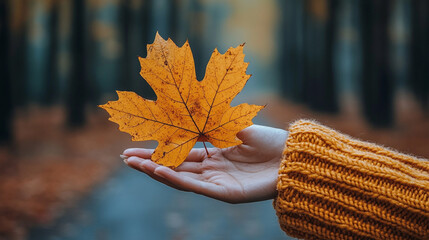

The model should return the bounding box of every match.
[274,120,429,240]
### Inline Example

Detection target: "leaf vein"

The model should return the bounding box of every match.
[159,44,202,133]
[201,51,241,133]
[104,106,199,134]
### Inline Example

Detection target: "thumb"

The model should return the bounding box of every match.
[236,124,265,145]
[237,125,288,151]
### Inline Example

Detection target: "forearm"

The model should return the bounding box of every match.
[274,120,429,240]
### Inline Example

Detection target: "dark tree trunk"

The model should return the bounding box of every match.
[0,0,13,143]
[409,0,429,112]
[169,0,179,42]
[323,0,339,112]
[43,1,59,105]
[189,0,205,81]
[279,0,306,102]
[84,1,99,106]
[119,0,132,91]
[303,0,338,112]
[11,0,29,107]
[66,0,86,127]
[141,0,152,49]
[135,0,155,99]
[359,0,393,127]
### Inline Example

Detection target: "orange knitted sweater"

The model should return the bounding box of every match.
[274,120,429,240]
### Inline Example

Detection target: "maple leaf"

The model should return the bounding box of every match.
[99,33,264,168]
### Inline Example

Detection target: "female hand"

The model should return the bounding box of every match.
[122,125,288,204]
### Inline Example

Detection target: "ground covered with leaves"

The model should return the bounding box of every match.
[0,107,142,240]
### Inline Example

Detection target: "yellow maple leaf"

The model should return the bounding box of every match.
[100,33,264,168]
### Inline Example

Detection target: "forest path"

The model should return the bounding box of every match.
[29,161,289,240]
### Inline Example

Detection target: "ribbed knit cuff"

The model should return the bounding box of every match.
[274,120,429,240]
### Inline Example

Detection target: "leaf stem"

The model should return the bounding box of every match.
[202,141,211,158]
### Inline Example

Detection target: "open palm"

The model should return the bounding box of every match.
[123,125,288,203]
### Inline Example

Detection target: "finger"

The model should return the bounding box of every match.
[236,124,261,144]
[125,157,186,191]
[141,161,203,188]
[177,171,203,181]
[175,162,203,173]
[154,166,217,196]
[126,157,169,183]
[137,159,203,182]
[123,148,154,158]
[184,148,208,162]
[124,148,208,163]
[236,125,287,150]
[139,160,204,185]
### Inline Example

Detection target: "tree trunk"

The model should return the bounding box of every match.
[359,0,393,127]
[409,0,429,112]
[135,0,155,99]
[169,0,179,42]
[66,0,86,127]
[11,0,29,107]
[304,0,338,112]
[0,0,13,143]
[189,0,204,80]
[323,0,339,112]
[43,0,59,105]
[85,1,99,106]
[119,0,132,91]
[141,0,152,50]
[279,0,306,102]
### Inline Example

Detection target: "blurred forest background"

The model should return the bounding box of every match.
[0,0,428,239]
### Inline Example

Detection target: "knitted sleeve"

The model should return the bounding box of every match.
[273,120,429,240]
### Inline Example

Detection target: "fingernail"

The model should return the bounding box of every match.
[122,149,133,155]
[120,154,129,163]
[153,169,163,177]
[126,156,143,165]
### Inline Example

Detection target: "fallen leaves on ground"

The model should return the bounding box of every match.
[0,107,143,240]
[100,33,263,168]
